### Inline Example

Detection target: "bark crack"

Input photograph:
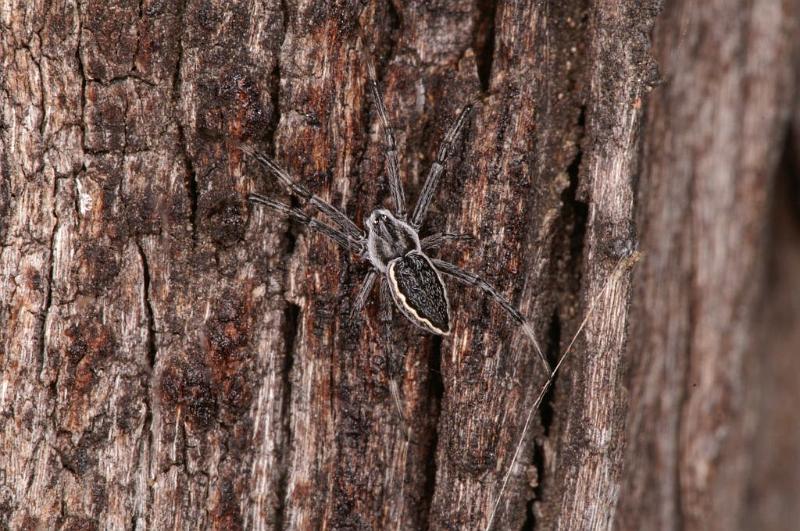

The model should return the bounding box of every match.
[275,301,300,529]
[32,5,59,371]
[178,122,198,240]
[420,335,444,529]
[473,0,498,93]
[75,0,87,150]
[173,0,197,240]
[38,174,59,372]
[33,36,46,139]
[135,238,157,528]
[272,3,296,526]
[524,311,561,529]
[264,0,288,150]
[136,240,157,368]
[526,102,588,527]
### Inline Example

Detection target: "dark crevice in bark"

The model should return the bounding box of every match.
[383,1,402,60]
[171,0,185,101]
[178,123,199,240]
[38,179,59,371]
[523,310,561,531]
[283,197,301,255]
[173,0,197,239]
[272,7,298,525]
[473,0,498,92]
[32,1,59,372]
[33,42,46,138]
[741,116,800,531]
[564,106,588,272]
[75,0,86,148]
[135,239,156,527]
[276,301,300,530]
[540,311,561,435]
[136,240,157,369]
[361,0,401,116]
[539,101,587,429]
[524,440,545,531]
[421,334,444,530]
[784,124,800,224]
[0,146,10,246]
[522,101,588,530]
[264,57,282,151]
[264,0,287,151]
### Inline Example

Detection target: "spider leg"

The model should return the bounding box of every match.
[419,232,474,251]
[350,270,378,319]
[248,193,365,255]
[409,104,473,229]
[366,58,406,219]
[430,258,550,374]
[379,278,409,429]
[241,145,364,239]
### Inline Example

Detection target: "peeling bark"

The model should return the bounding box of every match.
[1,1,799,530]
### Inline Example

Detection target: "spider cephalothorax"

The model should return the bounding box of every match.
[365,208,420,271]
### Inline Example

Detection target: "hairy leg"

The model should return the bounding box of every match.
[419,232,474,251]
[350,270,378,318]
[431,258,550,373]
[248,194,365,255]
[242,145,363,239]
[366,58,407,219]
[409,104,473,228]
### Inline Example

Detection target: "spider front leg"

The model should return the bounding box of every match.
[366,58,407,219]
[248,193,365,255]
[409,104,473,229]
[431,258,550,374]
[419,232,475,251]
[241,145,364,240]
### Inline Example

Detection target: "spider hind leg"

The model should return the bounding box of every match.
[431,258,551,374]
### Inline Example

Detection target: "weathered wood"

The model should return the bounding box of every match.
[1,1,798,530]
[744,120,800,531]
[617,1,799,530]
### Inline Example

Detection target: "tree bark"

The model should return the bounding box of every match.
[1,1,798,530]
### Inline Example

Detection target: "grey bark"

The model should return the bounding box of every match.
[1,1,798,530]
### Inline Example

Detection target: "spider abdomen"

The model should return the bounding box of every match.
[387,251,451,335]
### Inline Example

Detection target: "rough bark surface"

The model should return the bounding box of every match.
[1,1,798,531]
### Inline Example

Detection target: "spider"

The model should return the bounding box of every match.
[243,60,551,380]
[243,59,640,530]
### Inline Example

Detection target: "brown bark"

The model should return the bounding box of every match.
[617,2,800,530]
[1,1,798,530]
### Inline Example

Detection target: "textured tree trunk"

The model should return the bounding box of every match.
[1,1,798,530]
